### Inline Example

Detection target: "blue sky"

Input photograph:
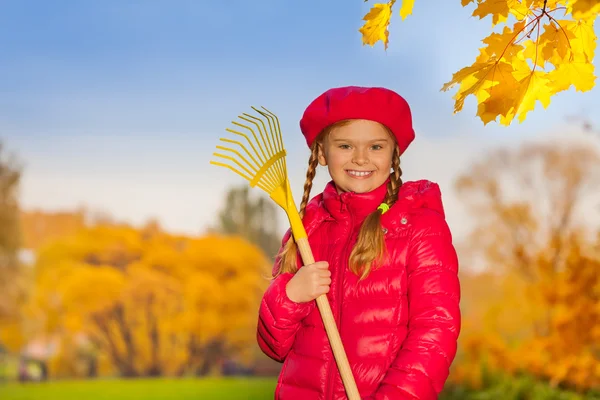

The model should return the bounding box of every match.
[2,0,599,240]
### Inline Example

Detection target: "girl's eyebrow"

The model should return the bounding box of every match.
[331,138,390,142]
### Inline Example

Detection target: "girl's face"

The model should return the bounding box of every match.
[318,119,395,194]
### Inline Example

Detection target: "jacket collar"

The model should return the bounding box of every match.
[322,179,389,222]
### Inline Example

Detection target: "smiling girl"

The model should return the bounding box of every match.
[257,86,461,400]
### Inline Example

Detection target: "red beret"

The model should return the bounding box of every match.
[299,86,415,155]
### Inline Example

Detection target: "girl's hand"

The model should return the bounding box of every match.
[286,261,331,303]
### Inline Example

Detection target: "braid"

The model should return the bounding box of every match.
[299,144,319,218]
[385,145,403,206]
[275,142,319,275]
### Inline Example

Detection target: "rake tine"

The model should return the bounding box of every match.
[249,148,287,189]
[209,160,253,182]
[253,106,286,178]
[235,115,282,185]
[243,112,277,157]
[215,144,261,177]
[221,128,264,168]
[260,106,285,157]
[212,152,255,179]
[239,114,276,160]
[210,159,273,193]
[217,142,280,190]
[248,108,285,179]
[225,127,267,164]
[231,121,270,165]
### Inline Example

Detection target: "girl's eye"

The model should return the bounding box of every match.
[371,145,382,150]
[339,144,351,149]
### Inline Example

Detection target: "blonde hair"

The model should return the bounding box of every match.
[275,120,403,280]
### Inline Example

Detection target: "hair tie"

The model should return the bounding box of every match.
[377,203,390,214]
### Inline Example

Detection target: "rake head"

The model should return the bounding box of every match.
[210,106,306,239]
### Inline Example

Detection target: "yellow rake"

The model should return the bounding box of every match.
[210,106,360,400]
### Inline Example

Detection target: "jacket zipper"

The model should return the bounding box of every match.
[326,209,355,400]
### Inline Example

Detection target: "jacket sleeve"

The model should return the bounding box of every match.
[369,211,461,400]
[256,230,316,362]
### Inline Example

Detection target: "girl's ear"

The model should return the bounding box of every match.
[317,141,327,166]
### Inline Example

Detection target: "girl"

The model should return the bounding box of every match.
[257,86,461,400]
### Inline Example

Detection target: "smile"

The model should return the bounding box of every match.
[346,170,374,178]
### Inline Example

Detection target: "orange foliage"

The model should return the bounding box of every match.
[27,222,271,378]
[20,209,87,250]
[452,142,600,392]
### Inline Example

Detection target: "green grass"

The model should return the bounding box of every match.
[2,375,598,400]
[0,377,278,400]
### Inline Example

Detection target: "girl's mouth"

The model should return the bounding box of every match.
[346,170,374,178]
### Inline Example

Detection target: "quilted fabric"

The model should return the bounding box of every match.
[257,179,461,400]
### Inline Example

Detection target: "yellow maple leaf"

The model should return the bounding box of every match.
[565,19,597,63]
[571,0,600,21]
[359,1,395,49]
[442,61,513,113]
[472,0,531,26]
[481,22,526,62]
[533,0,565,9]
[523,39,546,69]
[538,21,575,66]
[476,74,520,124]
[511,70,554,123]
[548,62,597,92]
[399,0,415,20]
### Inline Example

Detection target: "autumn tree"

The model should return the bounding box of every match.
[453,141,600,391]
[20,208,88,251]
[456,141,600,278]
[0,142,26,351]
[28,222,270,378]
[212,185,281,260]
[359,1,598,125]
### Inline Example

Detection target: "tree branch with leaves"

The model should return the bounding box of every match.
[360,0,598,125]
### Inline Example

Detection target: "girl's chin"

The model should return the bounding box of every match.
[335,180,381,194]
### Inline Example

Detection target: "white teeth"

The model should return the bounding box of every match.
[348,170,372,177]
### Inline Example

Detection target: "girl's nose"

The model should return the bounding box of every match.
[352,150,368,165]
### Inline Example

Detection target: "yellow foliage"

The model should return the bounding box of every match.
[20,209,87,251]
[359,0,599,125]
[27,223,271,378]
[454,233,600,392]
[452,143,600,391]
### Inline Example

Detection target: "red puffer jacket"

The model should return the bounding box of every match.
[257,179,461,400]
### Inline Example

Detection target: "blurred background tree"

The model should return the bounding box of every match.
[211,185,281,261]
[25,221,270,379]
[0,142,27,353]
[454,141,600,392]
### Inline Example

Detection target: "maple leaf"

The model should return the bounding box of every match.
[538,21,574,66]
[359,1,395,49]
[511,70,553,123]
[442,61,514,114]
[399,0,415,20]
[548,62,597,92]
[472,0,531,26]
[476,73,520,124]
[565,19,597,63]
[571,0,600,21]
[480,22,527,62]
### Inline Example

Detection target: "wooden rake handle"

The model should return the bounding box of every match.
[296,237,361,400]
